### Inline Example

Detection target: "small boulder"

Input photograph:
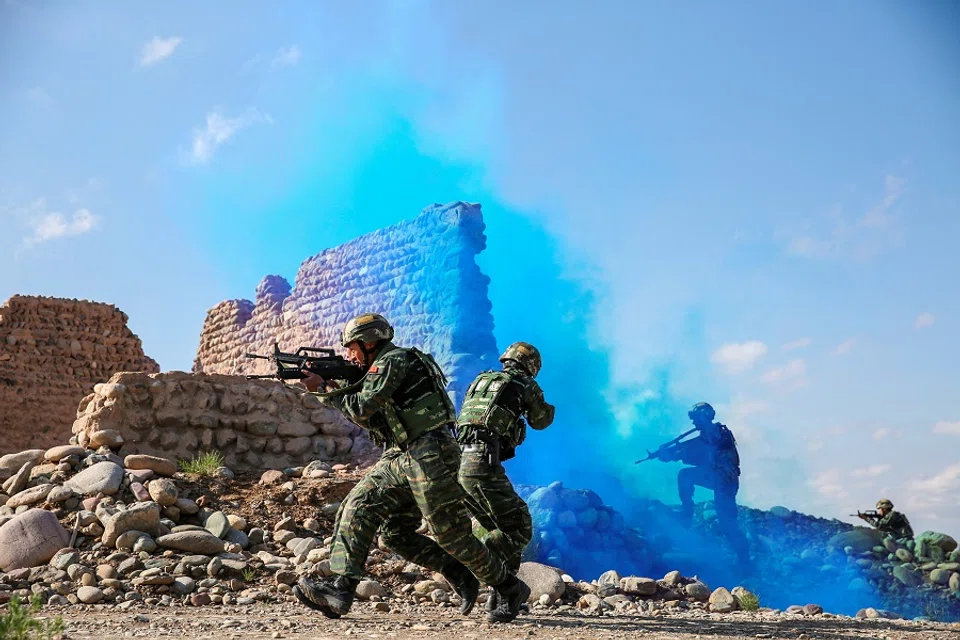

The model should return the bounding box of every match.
[827,528,884,554]
[77,586,105,604]
[0,509,70,571]
[6,483,53,508]
[204,511,231,539]
[620,576,658,596]
[260,470,287,485]
[518,562,566,604]
[708,587,739,613]
[65,461,124,496]
[45,445,85,462]
[157,531,226,555]
[148,478,179,506]
[124,455,177,477]
[102,502,161,547]
[356,579,388,600]
[684,581,711,602]
[89,430,124,449]
[0,450,45,480]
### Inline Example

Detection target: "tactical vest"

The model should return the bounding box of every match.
[376,347,456,449]
[715,423,741,477]
[457,369,528,447]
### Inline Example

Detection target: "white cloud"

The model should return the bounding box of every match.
[760,358,806,389]
[271,45,301,68]
[858,174,906,228]
[782,176,907,261]
[834,338,856,356]
[710,341,768,374]
[850,464,891,479]
[139,36,183,67]
[908,464,960,498]
[21,202,98,248]
[782,337,812,351]
[186,108,272,165]
[809,469,848,500]
[872,428,903,441]
[933,421,960,436]
[915,313,935,329]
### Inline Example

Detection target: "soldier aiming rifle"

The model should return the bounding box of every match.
[244,343,365,385]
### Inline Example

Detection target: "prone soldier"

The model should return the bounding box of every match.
[456,341,555,612]
[293,313,530,623]
[855,499,914,539]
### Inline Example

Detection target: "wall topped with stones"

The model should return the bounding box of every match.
[193,202,500,404]
[0,295,159,455]
[70,371,375,472]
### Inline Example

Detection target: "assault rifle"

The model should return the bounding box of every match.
[634,427,698,464]
[244,343,365,385]
[851,510,881,521]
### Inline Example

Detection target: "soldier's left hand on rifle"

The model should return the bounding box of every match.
[300,369,328,393]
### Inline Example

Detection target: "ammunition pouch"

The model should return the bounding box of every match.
[461,429,506,466]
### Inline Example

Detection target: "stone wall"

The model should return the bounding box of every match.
[70,371,374,472]
[0,295,159,455]
[193,202,500,404]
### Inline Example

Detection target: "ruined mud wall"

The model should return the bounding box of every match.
[71,371,372,471]
[0,295,159,454]
[193,202,500,403]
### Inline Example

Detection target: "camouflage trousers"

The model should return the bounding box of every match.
[328,429,510,586]
[677,465,749,562]
[457,448,532,573]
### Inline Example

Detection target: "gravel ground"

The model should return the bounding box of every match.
[54,603,960,640]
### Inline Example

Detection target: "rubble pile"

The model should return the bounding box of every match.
[1,432,957,624]
[0,295,159,454]
[193,202,501,403]
[69,372,376,472]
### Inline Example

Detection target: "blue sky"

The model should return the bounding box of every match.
[1,1,958,534]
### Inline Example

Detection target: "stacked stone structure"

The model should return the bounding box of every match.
[0,295,159,454]
[193,202,500,404]
[70,371,371,471]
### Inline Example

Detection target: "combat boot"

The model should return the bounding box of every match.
[440,560,480,615]
[487,575,531,623]
[485,587,498,613]
[294,574,359,619]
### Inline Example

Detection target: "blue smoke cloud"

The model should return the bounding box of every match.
[194,91,942,616]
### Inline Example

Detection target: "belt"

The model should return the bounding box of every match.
[399,424,454,451]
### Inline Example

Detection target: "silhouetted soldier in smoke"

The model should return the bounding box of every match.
[654,402,750,565]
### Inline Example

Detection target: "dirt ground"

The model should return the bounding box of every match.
[54,604,960,640]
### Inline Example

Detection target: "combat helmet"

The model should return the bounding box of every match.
[500,342,542,378]
[688,402,716,423]
[876,498,894,510]
[340,313,394,347]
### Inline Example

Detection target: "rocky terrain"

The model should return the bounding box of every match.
[0,295,158,454]
[1,430,958,639]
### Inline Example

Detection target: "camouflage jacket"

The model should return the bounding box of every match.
[456,363,555,448]
[313,342,455,449]
[875,510,914,539]
[666,422,740,480]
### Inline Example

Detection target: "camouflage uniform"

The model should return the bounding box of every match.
[319,342,510,586]
[660,402,749,564]
[866,500,914,539]
[455,343,554,573]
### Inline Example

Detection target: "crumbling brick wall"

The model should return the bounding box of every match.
[193,202,500,404]
[0,295,159,454]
